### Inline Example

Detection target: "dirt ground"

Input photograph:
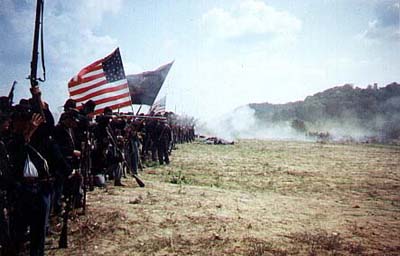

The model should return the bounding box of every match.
[46,140,400,255]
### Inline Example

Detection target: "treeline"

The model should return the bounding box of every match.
[249,82,400,141]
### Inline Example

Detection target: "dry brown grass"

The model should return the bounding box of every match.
[46,140,400,255]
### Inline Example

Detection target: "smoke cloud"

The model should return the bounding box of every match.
[197,104,392,143]
[197,105,309,141]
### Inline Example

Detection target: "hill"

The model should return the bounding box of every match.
[248,82,400,141]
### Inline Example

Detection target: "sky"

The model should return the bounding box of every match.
[0,0,399,121]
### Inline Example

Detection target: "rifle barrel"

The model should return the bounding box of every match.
[29,0,45,118]
[30,0,42,87]
[117,115,167,120]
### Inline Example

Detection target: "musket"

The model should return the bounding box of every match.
[131,165,145,187]
[0,189,11,255]
[77,141,87,216]
[29,0,46,117]
[105,126,145,187]
[117,114,167,120]
[58,192,72,248]
[81,131,93,215]
[59,172,82,248]
[7,81,17,107]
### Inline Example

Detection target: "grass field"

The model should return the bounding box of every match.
[48,140,400,255]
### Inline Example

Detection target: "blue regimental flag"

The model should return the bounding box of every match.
[127,61,173,106]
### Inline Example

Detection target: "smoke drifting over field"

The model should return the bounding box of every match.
[198,105,309,141]
[197,83,400,143]
[198,105,391,143]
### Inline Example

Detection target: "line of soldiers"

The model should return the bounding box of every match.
[0,88,195,256]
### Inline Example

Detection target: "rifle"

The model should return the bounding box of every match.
[80,131,93,215]
[0,142,11,255]
[0,190,11,255]
[58,172,82,248]
[29,0,46,117]
[131,169,145,187]
[7,81,17,107]
[58,191,72,248]
[117,114,167,120]
[105,126,145,187]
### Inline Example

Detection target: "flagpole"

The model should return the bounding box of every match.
[136,105,142,115]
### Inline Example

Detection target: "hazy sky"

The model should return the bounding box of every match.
[0,0,399,121]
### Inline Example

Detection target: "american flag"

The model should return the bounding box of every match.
[149,96,166,115]
[68,48,132,115]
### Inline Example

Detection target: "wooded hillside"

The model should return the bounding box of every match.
[249,83,400,140]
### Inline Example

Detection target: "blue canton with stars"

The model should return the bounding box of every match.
[102,48,126,83]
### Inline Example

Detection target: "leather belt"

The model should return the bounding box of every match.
[22,177,54,184]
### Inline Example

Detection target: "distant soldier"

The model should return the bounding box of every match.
[74,100,96,151]
[155,120,171,165]
[125,118,142,175]
[91,111,111,186]
[92,108,124,186]
[145,117,158,162]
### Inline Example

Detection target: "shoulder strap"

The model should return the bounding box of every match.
[27,144,49,174]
